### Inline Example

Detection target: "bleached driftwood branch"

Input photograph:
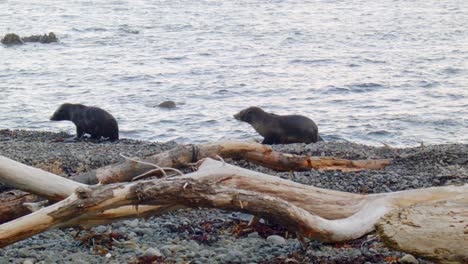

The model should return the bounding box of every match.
[0,158,382,247]
[1,156,466,264]
[71,141,391,184]
[0,140,390,223]
[0,156,171,225]
[377,196,468,263]
[0,156,86,200]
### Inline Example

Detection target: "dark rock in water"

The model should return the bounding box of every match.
[1,33,24,45]
[22,32,58,43]
[122,28,139,34]
[1,32,58,45]
[158,101,177,109]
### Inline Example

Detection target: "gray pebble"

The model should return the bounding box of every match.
[266,235,286,245]
[215,254,226,261]
[93,225,107,233]
[247,232,260,238]
[142,247,162,257]
[127,231,138,239]
[400,254,419,264]
[187,240,200,251]
[17,249,37,258]
[126,219,139,228]
[200,249,214,257]
[225,249,245,262]
[160,245,183,256]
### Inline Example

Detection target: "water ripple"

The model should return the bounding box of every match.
[0,0,467,147]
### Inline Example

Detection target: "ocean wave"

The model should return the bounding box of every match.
[289,59,335,65]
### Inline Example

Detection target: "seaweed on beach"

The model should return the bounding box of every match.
[75,231,129,255]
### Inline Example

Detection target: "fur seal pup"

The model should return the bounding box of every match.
[234,106,322,144]
[50,103,119,141]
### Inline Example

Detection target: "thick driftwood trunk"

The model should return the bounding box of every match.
[377,197,468,264]
[0,157,466,256]
[0,156,86,201]
[70,141,391,184]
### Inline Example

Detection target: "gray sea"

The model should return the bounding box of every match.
[1,0,467,147]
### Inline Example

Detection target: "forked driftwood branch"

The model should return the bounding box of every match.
[70,141,391,184]
[0,157,390,246]
[0,141,391,223]
[0,154,467,263]
[0,156,172,226]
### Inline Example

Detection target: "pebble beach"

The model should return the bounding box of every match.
[1,129,467,263]
[2,0,467,262]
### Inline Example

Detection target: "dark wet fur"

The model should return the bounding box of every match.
[234,106,321,144]
[50,103,119,141]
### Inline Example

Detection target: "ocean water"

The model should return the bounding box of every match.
[1,0,467,147]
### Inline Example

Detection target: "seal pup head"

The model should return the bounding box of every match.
[234,106,265,123]
[50,103,76,121]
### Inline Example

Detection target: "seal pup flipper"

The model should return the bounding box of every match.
[262,136,278,145]
[76,126,85,139]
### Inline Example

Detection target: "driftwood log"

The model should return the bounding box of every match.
[0,153,467,263]
[377,197,468,263]
[70,141,391,184]
[0,190,41,224]
[0,141,391,223]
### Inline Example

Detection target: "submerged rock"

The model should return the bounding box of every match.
[1,32,58,46]
[158,101,177,109]
[22,32,58,43]
[1,33,23,45]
